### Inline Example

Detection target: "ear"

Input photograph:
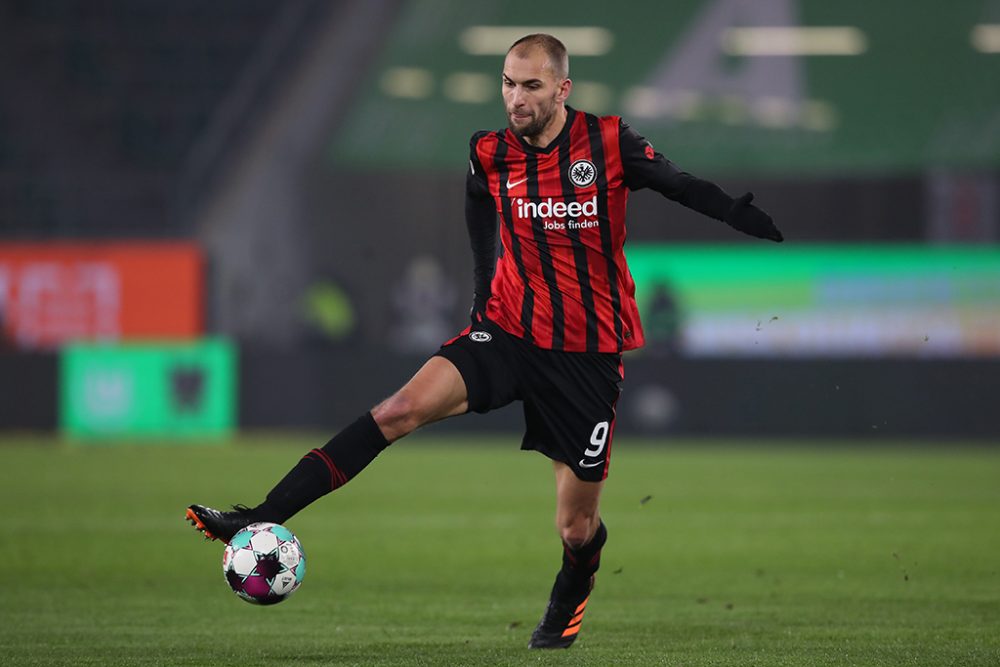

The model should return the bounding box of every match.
[556,78,572,103]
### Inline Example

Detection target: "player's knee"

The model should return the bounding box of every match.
[558,513,599,550]
[371,392,428,440]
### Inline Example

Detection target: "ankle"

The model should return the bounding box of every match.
[248,501,288,525]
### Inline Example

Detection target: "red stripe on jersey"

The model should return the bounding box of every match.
[560,117,605,351]
[479,133,527,339]
[584,115,625,350]
[528,150,567,349]
[599,116,625,192]
[503,135,541,343]
[513,153,556,348]
[552,141,591,351]
[477,133,499,194]
[599,116,644,349]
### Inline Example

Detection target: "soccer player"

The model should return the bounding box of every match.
[187,33,782,649]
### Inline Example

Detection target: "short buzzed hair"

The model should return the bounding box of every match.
[508,33,569,80]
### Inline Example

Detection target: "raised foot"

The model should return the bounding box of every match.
[184,504,257,544]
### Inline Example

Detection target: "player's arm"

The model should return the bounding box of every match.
[466,137,497,323]
[619,121,783,242]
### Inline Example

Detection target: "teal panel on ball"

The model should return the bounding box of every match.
[229,530,253,550]
[270,524,294,542]
[295,558,306,584]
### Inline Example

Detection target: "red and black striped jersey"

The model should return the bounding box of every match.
[467,107,702,353]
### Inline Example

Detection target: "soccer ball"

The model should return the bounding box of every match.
[222,522,306,605]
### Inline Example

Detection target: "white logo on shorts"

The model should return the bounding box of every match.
[579,459,605,469]
[469,331,492,343]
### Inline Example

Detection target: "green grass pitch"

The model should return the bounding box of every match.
[1,435,998,666]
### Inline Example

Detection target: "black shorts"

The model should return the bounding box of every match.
[434,319,623,482]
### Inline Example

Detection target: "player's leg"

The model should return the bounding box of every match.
[519,346,621,648]
[186,356,468,541]
[370,356,469,441]
[257,355,469,516]
[553,459,605,561]
[528,461,608,649]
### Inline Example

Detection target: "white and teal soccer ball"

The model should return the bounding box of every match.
[222,522,306,605]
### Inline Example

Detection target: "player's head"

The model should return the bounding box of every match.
[503,33,572,141]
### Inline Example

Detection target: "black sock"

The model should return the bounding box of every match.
[252,412,390,523]
[553,520,608,597]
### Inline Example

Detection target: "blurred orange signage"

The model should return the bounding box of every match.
[0,242,203,348]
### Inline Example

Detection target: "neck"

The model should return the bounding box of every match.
[523,106,568,148]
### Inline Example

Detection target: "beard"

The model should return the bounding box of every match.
[507,98,558,140]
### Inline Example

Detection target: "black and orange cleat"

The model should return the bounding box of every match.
[185,504,257,544]
[528,575,595,649]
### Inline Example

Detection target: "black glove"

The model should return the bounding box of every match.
[725,193,783,242]
[470,291,489,325]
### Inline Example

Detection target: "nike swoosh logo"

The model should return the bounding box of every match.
[506,177,528,189]
[579,459,605,469]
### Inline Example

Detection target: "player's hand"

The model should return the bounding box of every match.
[725,193,783,242]
[470,291,490,325]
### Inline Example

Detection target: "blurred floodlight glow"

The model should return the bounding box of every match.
[971,25,1000,53]
[623,87,705,120]
[568,81,613,113]
[800,100,838,131]
[459,26,613,56]
[750,96,797,128]
[717,95,749,126]
[443,72,494,103]
[622,84,838,131]
[622,86,661,119]
[722,27,867,56]
[380,67,434,99]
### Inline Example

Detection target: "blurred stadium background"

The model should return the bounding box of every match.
[1,0,999,439]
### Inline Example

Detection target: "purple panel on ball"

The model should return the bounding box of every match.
[225,568,244,592]
[242,575,272,598]
[254,553,282,579]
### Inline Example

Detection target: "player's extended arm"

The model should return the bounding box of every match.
[619,122,783,242]
[465,165,497,324]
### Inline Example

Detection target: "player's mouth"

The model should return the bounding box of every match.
[510,111,533,123]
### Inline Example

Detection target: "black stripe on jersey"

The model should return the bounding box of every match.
[557,143,599,352]
[525,153,565,350]
[493,138,535,343]
[585,115,624,349]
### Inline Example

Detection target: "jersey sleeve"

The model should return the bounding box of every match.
[619,119,734,222]
[465,132,497,297]
[466,131,491,200]
[619,120,690,196]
